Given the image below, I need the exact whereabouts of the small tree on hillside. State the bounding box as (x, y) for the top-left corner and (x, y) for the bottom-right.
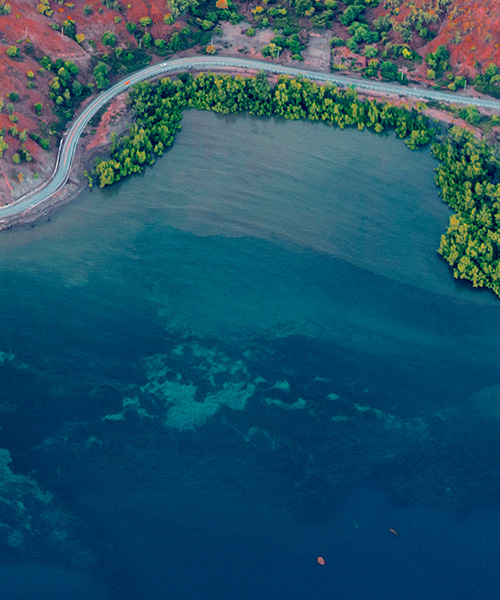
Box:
(102, 31), (116, 47)
(6, 46), (19, 58)
(93, 62), (110, 90)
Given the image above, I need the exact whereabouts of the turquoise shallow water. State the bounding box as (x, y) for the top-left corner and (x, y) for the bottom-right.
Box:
(1, 111), (500, 598)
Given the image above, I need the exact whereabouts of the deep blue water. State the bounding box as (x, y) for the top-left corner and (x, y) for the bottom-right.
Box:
(1, 112), (500, 598)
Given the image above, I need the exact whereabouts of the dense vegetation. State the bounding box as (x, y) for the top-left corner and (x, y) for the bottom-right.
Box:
(433, 128), (500, 294)
(93, 72), (435, 186)
(92, 71), (500, 298)
(474, 63), (500, 99)
(1, 0), (498, 180)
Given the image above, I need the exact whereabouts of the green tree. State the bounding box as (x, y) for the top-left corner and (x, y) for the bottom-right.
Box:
(6, 46), (19, 58)
(167, 0), (201, 18)
(365, 58), (379, 78)
(346, 38), (358, 52)
(340, 4), (364, 26)
(380, 60), (398, 81)
(102, 31), (116, 46)
(62, 19), (76, 38)
(0, 136), (8, 158)
(93, 61), (110, 90)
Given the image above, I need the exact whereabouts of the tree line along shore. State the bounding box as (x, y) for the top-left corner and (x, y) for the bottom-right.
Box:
(90, 71), (500, 298)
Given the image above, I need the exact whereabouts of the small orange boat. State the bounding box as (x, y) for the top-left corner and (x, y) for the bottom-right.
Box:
(317, 556), (326, 565)
(389, 528), (399, 536)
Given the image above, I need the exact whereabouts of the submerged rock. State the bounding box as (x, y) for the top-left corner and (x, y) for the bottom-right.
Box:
(0, 449), (95, 565)
(263, 397), (307, 410)
(116, 342), (257, 431)
(468, 384), (500, 418)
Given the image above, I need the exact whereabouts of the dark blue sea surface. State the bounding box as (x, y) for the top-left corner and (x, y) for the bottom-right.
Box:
(1, 112), (500, 598)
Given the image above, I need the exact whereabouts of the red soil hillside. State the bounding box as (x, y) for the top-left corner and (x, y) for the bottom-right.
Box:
(421, 0), (500, 77)
(0, 0), (175, 201)
(377, 0), (500, 76)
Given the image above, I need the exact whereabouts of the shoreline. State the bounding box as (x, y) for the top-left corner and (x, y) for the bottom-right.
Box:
(0, 64), (496, 232)
(0, 142), (107, 232)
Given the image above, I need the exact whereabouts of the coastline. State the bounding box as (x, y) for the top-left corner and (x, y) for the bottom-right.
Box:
(0, 93), (134, 232)
(0, 63), (495, 232)
(0, 141), (105, 232)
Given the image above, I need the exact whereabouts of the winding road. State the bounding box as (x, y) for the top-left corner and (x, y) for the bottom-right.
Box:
(2, 55), (500, 221)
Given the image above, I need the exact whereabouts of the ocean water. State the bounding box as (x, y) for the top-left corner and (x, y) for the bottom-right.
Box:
(1, 111), (500, 598)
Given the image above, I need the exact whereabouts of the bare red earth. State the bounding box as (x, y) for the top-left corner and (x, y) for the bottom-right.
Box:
(376, 0), (500, 76)
(0, 0), (171, 202)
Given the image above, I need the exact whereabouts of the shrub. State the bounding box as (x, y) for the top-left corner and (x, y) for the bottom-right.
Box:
(380, 60), (398, 80)
(102, 31), (116, 47)
(62, 18), (76, 37)
(346, 38), (358, 52)
(27, 71), (35, 79)
(6, 46), (19, 58)
(83, 3), (92, 15)
(246, 27), (255, 36)
(364, 45), (378, 58)
(331, 36), (345, 47)
(8, 92), (19, 101)
(365, 58), (379, 78)
(93, 61), (110, 90)
(0, 136), (8, 158)
(34, 102), (43, 115)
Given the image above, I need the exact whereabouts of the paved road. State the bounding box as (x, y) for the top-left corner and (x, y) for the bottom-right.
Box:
(2, 56), (500, 220)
